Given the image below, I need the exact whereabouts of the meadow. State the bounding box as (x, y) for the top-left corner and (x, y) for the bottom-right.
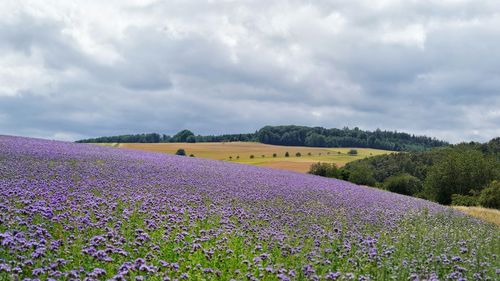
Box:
(0, 136), (498, 280)
(119, 142), (390, 173)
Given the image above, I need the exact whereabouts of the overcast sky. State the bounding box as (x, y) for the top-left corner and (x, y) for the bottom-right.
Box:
(1, 0), (499, 143)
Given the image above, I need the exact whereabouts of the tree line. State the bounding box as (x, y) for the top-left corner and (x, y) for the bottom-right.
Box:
(257, 125), (448, 151)
(309, 138), (500, 209)
(76, 130), (255, 144)
(77, 125), (448, 152)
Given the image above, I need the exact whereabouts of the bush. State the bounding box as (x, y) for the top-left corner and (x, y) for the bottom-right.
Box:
(382, 173), (422, 196)
(347, 149), (358, 155)
(307, 152), (312, 156)
(308, 162), (339, 178)
(348, 163), (376, 186)
(272, 153), (277, 158)
(478, 181), (500, 209)
(451, 194), (478, 206)
(296, 152), (301, 157)
(175, 149), (186, 156)
(189, 154), (195, 157)
(285, 152), (289, 157)
(250, 155), (255, 159)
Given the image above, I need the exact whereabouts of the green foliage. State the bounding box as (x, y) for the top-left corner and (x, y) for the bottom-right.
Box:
(285, 152), (289, 157)
(348, 163), (376, 186)
(424, 149), (497, 204)
(175, 149), (186, 156)
(308, 162), (340, 178)
(478, 181), (500, 209)
(77, 125), (449, 150)
(257, 125), (448, 151)
(451, 194), (478, 207)
(249, 155), (255, 159)
(172, 130), (195, 142)
(295, 152), (301, 157)
(186, 135), (196, 143)
(347, 149), (358, 155)
(76, 133), (162, 143)
(383, 173), (422, 196)
(272, 153), (277, 158)
(189, 154), (195, 157)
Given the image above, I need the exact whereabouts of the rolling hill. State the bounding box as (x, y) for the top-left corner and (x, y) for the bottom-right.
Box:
(0, 135), (497, 280)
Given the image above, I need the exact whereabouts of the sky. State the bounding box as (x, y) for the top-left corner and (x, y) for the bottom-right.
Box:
(1, 0), (499, 143)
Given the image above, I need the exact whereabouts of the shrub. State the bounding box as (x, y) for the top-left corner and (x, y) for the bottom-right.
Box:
(285, 152), (290, 157)
(189, 154), (195, 157)
(261, 155), (265, 158)
(296, 152), (301, 157)
(478, 181), (500, 209)
(347, 149), (358, 155)
(383, 173), (422, 196)
(308, 162), (339, 178)
(348, 163), (376, 186)
(272, 153), (277, 158)
(175, 149), (186, 156)
(236, 156), (240, 159)
(250, 155), (255, 159)
(229, 156), (233, 160)
(307, 152), (312, 156)
(451, 194), (478, 207)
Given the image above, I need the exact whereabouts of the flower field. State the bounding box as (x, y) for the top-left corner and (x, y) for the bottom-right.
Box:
(0, 136), (498, 280)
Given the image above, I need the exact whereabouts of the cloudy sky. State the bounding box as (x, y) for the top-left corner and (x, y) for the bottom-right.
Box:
(1, 0), (499, 143)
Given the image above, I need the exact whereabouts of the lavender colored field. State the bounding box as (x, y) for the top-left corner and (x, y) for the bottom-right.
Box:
(0, 136), (498, 280)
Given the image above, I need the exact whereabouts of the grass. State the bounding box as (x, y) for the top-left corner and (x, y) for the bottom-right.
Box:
(452, 206), (500, 226)
(117, 142), (391, 173)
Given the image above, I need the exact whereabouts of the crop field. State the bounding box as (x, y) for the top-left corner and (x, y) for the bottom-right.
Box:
(0, 136), (498, 280)
(453, 206), (500, 226)
(119, 142), (390, 173)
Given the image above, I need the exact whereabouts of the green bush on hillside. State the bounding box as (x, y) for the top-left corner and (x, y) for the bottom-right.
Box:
(478, 181), (500, 209)
(451, 194), (478, 207)
(383, 173), (422, 196)
(348, 163), (376, 186)
(309, 162), (340, 178)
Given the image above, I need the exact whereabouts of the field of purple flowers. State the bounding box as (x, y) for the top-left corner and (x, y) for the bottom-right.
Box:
(0, 136), (498, 280)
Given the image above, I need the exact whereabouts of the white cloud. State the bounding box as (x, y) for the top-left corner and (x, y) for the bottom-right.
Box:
(0, 0), (499, 142)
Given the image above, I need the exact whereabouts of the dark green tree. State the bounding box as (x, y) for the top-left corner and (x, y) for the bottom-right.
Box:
(382, 173), (422, 196)
(175, 148), (186, 156)
(478, 181), (500, 209)
(308, 162), (339, 178)
(424, 149), (497, 204)
(172, 130), (195, 142)
(348, 163), (376, 186)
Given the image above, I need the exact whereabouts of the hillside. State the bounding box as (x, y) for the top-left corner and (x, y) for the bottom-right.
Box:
(76, 125), (449, 152)
(0, 136), (497, 280)
(119, 142), (390, 173)
(340, 138), (500, 206)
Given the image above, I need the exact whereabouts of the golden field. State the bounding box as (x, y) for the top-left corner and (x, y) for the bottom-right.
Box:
(117, 142), (391, 173)
(452, 206), (500, 227)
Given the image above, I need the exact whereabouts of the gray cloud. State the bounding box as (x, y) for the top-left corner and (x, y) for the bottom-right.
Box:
(0, 0), (499, 143)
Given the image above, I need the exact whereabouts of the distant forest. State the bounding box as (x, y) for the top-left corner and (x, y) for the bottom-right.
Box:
(76, 125), (448, 151)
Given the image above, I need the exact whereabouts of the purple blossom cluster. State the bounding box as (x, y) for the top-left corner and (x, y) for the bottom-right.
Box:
(0, 136), (498, 280)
